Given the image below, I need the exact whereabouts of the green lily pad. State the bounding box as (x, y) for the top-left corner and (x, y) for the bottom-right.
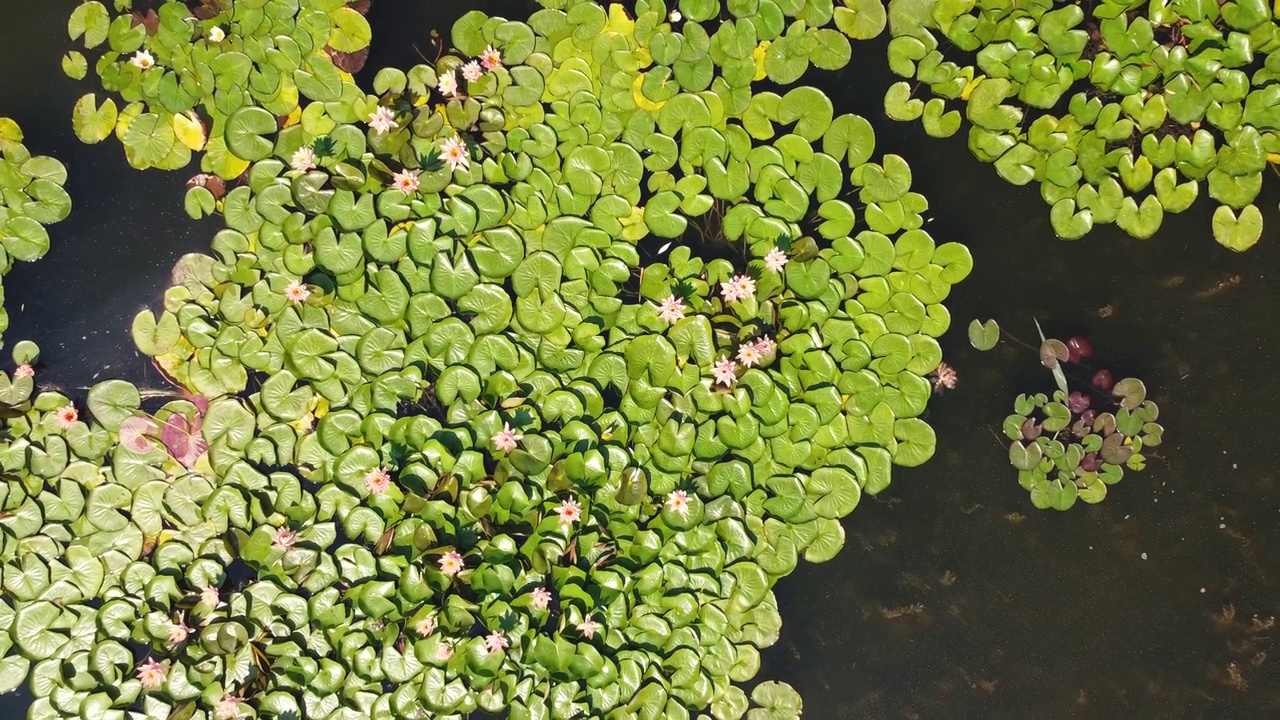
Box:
(834, 0), (887, 40)
(968, 319), (999, 350)
(1211, 204), (1263, 252)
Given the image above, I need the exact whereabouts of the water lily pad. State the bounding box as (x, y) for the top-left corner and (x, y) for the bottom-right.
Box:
(71, 94), (117, 144)
(968, 319), (999, 350)
(226, 106), (278, 162)
(834, 0), (887, 40)
(1211, 204), (1263, 252)
(328, 7), (372, 53)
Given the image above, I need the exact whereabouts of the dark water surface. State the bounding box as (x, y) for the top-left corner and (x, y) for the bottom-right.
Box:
(3, 1), (1278, 718)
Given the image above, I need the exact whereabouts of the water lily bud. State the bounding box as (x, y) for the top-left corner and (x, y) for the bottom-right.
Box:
(1066, 336), (1093, 362)
(1091, 369), (1114, 392)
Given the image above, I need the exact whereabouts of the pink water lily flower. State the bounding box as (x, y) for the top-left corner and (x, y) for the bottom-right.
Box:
(13, 364), (33, 379)
(367, 106), (398, 135)
(213, 695), (243, 720)
(136, 658), (166, 689)
(131, 50), (155, 70)
(930, 361), (957, 393)
(577, 617), (602, 639)
(438, 550), (464, 575)
(711, 358), (738, 387)
(492, 422), (522, 453)
(415, 615), (437, 637)
(736, 342), (762, 368)
(719, 274), (756, 303)
(271, 526), (296, 551)
(484, 630), (509, 653)
(480, 46), (503, 70)
(391, 169), (420, 195)
(284, 280), (310, 303)
(733, 275), (756, 300)
(364, 468), (391, 494)
(436, 643), (455, 661)
(290, 146), (316, 173)
(666, 489), (691, 518)
(656, 295), (685, 324)
(461, 61), (483, 82)
(55, 404), (79, 429)
(754, 336), (776, 357)
(764, 247), (788, 272)
(200, 585), (220, 608)
(437, 71), (459, 98)
(554, 498), (582, 526)
(439, 136), (470, 172)
(169, 621), (193, 645)
(530, 587), (552, 610)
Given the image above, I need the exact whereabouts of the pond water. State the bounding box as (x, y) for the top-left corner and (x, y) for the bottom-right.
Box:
(1, 0), (1277, 717)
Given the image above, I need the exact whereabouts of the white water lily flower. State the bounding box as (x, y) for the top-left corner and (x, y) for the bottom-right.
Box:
(208, 26), (225, 43)
(131, 50), (155, 70)
(290, 146), (316, 173)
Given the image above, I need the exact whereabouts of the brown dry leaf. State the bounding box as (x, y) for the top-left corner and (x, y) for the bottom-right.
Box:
(131, 9), (160, 35)
(328, 46), (370, 74)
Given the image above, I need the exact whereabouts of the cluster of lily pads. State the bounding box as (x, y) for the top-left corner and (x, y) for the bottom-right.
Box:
(0, 119), (72, 344)
(0, 1), (972, 718)
(66, 0), (372, 175)
(880, 0), (1280, 250)
(1003, 334), (1164, 511)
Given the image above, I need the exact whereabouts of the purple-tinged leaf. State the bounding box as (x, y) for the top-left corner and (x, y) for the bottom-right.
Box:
(162, 414), (207, 468)
(119, 416), (157, 452)
(1081, 452), (1102, 472)
(1067, 391), (1090, 414)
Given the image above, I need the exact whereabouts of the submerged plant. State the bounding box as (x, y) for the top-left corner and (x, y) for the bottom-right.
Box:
(0, 1), (973, 719)
(1003, 330), (1165, 510)
(881, 0), (1280, 250)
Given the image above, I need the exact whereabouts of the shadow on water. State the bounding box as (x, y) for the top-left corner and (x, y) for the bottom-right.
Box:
(2, 1), (1277, 717)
